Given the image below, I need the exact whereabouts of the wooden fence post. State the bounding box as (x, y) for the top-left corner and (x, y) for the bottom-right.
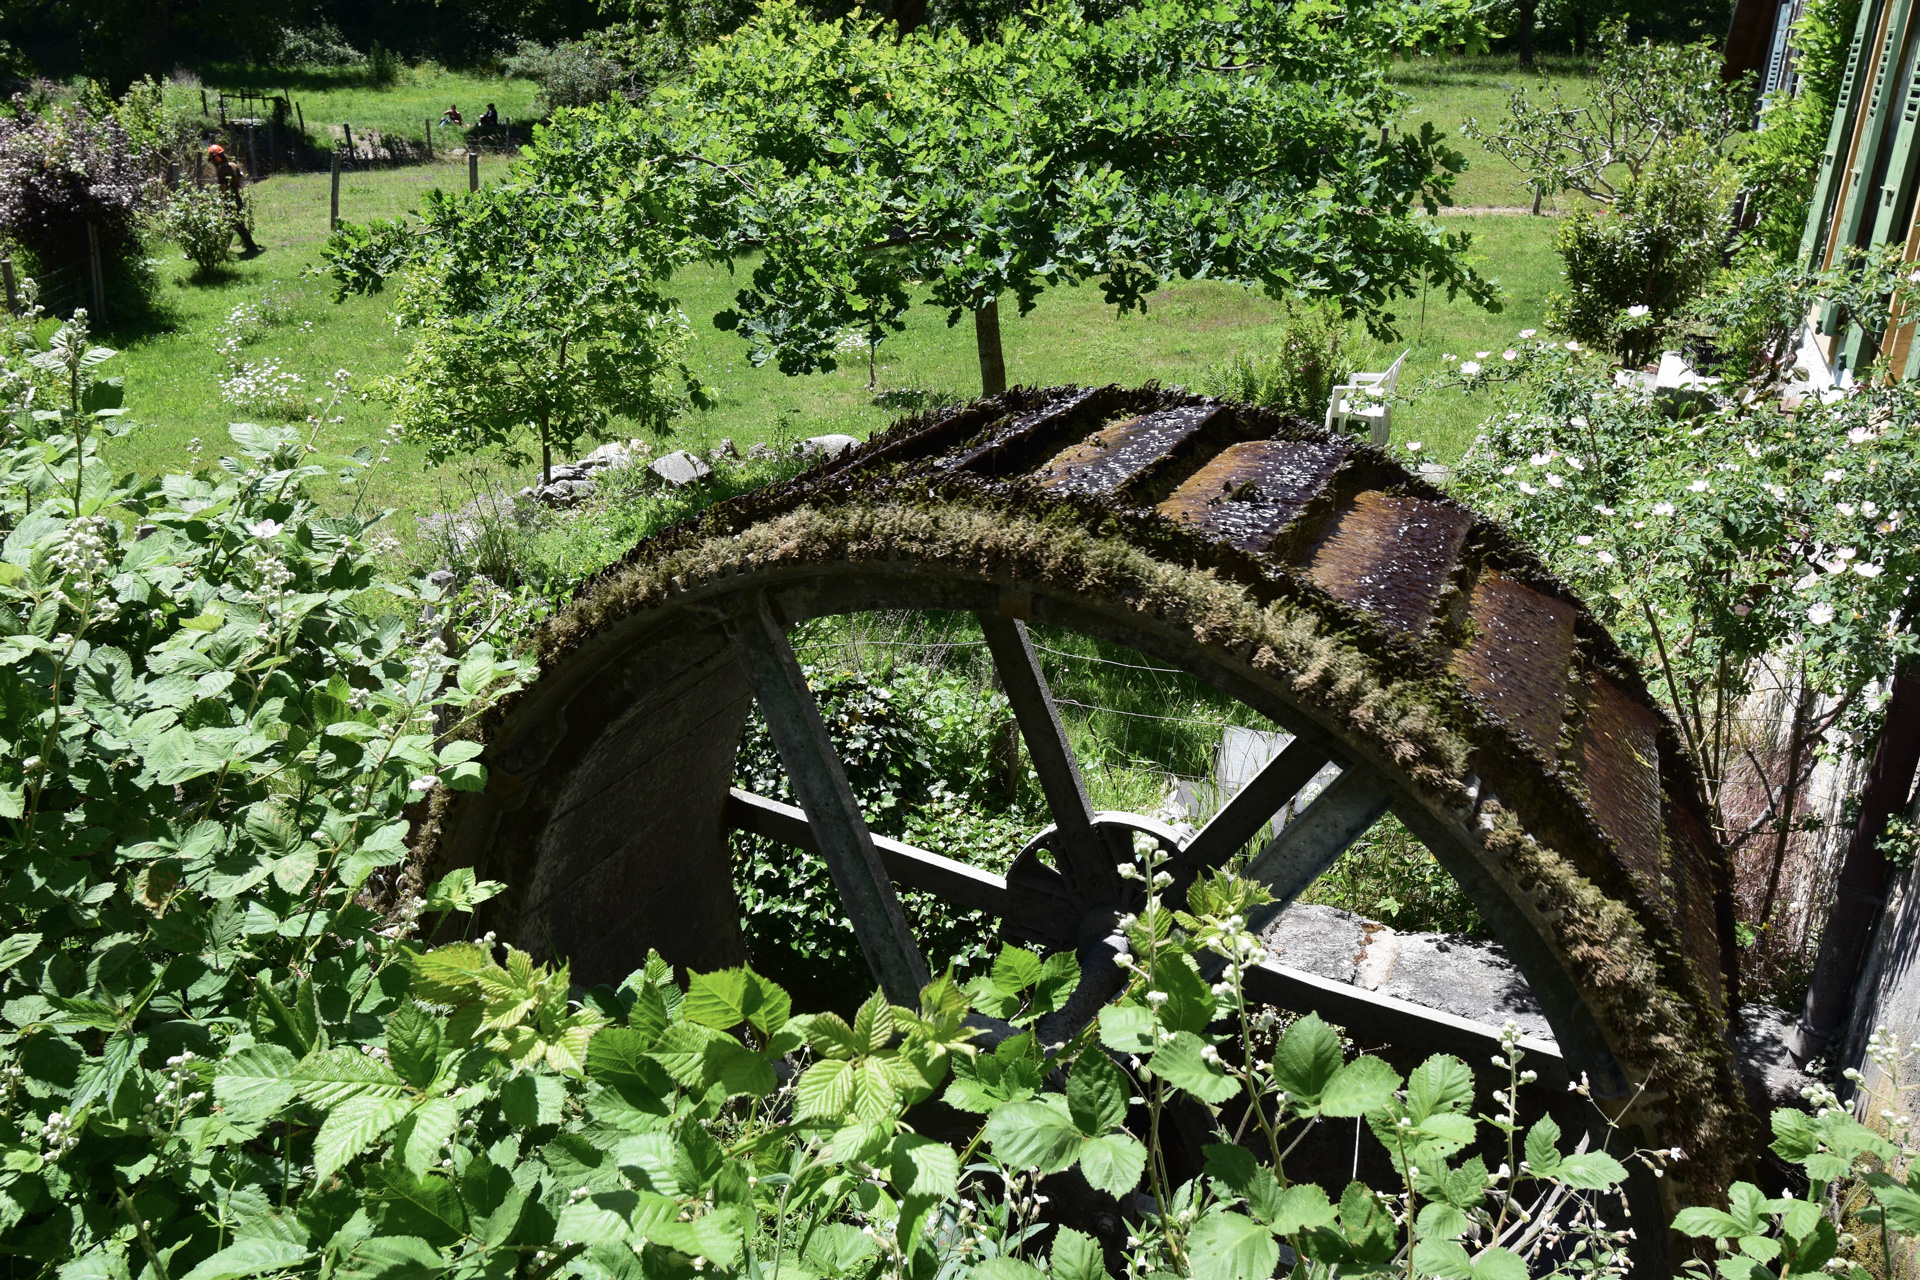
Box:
(330, 151), (341, 230)
(425, 118), (433, 160)
(343, 122), (355, 160)
(3, 259), (18, 316)
(218, 95), (226, 126)
(86, 223), (106, 319)
(200, 87), (208, 116)
(469, 149), (478, 192)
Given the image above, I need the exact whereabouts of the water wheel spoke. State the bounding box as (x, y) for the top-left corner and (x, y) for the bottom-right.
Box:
(1175, 735), (1332, 882)
(729, 592), (931, 1003)
(1240, 766), (1393, 935)
(977, 613), (1124, 905)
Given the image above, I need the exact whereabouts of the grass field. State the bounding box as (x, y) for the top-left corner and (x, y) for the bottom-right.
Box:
(1389, 54), (1594, 211)
(100, 60), (1572, 534)
(170, 65), (540, 157)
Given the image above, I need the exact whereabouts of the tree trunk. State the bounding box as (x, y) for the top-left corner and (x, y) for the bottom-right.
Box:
(541, 414), (553, 487)
(1789, 667), (1920, 1063)
(1516, 0), (1536, 68)
(975, 296), (1007, 395)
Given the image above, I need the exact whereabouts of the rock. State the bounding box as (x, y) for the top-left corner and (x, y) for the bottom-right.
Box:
(546, 464), (586, 483)
(578, 441), (633, 469)
(799, 433), (860, 460)
(1732, 1003), (1817, 1114)
(649, 450), (713, 487)
(427, 569), (454, 591)
(747, 442), (777, 460)
(1258, 902), (1554, 1041)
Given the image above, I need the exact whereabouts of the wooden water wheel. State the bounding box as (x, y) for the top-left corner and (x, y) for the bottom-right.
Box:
(422, 385), (1751, 1270)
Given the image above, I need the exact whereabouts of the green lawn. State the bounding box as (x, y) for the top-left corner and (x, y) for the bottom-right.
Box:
(101, 137), (1563, 533)
(172, 65), (540, 157)
(1391, 54), (1592, 211)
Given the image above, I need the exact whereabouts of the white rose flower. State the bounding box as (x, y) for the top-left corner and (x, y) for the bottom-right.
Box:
(1823, 469), (1845, 482)
(247, 519), (284, 539)
(1626, 304), (1650, 318)
(1652, 502), (1676, 516)
(1808, 601), (1836, 625)
(1690, 479), (1710, 492)
(1503, 349), (1518, 361)
(1459, 360), (1482, 376)
(1855, 562), (1884, 578)
(1575, 535), (1594, 545)
(1519, 329), (1537, 338)
(1565, 340), (1582, 351)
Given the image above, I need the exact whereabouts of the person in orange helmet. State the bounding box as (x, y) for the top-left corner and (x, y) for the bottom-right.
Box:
(206, 144), (260, 255)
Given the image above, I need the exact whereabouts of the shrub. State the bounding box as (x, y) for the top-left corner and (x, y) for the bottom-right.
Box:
(0, 95), (155, 301)
(368, 39), (400, 85)
(504, 38), (626, 113)
(1201, 302), (1347, 419)
(1547, 137), (1736, 362)
(274, 20), (367, 67)
(161, 183), (233, 274)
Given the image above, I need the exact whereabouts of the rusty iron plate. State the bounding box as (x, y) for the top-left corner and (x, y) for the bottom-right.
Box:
(1036, 404), (1225, 499)
(1452, 571), (1579, 757)
(1301, 492), (1473, 635)
(1577, 676), (1666, 902)
(1158, 437), (1351, 552)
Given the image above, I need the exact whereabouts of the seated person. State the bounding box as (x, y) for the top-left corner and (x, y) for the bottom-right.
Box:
(477, 103), (499, 131)
(440, 104), (464, 126)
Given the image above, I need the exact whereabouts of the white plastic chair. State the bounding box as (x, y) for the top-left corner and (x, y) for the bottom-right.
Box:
(1325, 349), (1408, 447)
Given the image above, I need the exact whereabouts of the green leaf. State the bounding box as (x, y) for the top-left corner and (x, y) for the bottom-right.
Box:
(386, 1002), (445, 1091)
(1405, 1054), (1473, 1122)
(295, 1047), (409, 1107)
(337, 1236), (447, 1280)
(1066, 1050), (1127, 1135)
(1149, 1032), (1240, 1104)
(1188, 1210), (1279, 1280)
(802, 1224), (877, 1274)
(365, 1158), (467, 1246)
(179, 1235), (313, 1280)
(1271, 1013), (1341, 1107)
(990, 946), (1043, 994)
(1049, 1228), (1104, 1280)
(215, 1044), (300, 1122)
(1521, 1114), (1562, 1176)
(889, 1134), (959, 1200)
(1470, 1247), (1527, 1280)
(501, 1072), (566, 1128)
(313, 1095), (413, 1182)
(983, 1097), (1083, 1173)
(1077, 1133), (1147, 1197)
(1413, 1240), (1473, 1279)
(396, 1096), (461, 1179)
(1555, 1150), (1628, 1190)
(1319, 1055), (1398, 1118)
(972, 1261), (1045, 1280)
(1867, 1173), (1920, 1234)
(682, 969), (749, 1031)
(1098, 1003), (1156, 1054)
(0, 933), (40, 977)
(1270, 1183), (1337, 1235)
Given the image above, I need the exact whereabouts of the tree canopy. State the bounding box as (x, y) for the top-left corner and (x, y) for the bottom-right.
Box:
(326, 174), (705, 484)
(527, 0), (1500, 392)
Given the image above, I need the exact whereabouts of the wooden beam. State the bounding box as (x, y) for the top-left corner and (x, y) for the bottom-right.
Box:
(726, 788), (1010, 916)
(728, 594), (930, 1003)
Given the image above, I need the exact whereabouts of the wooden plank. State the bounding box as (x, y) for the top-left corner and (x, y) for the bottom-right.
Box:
(1175, 735), (1332, 878)
(978, 613), (1123, 905)
(730, 592), (930, 1003)
(1242, 767), (1393, 932)
(727, 788), (1011, 916)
